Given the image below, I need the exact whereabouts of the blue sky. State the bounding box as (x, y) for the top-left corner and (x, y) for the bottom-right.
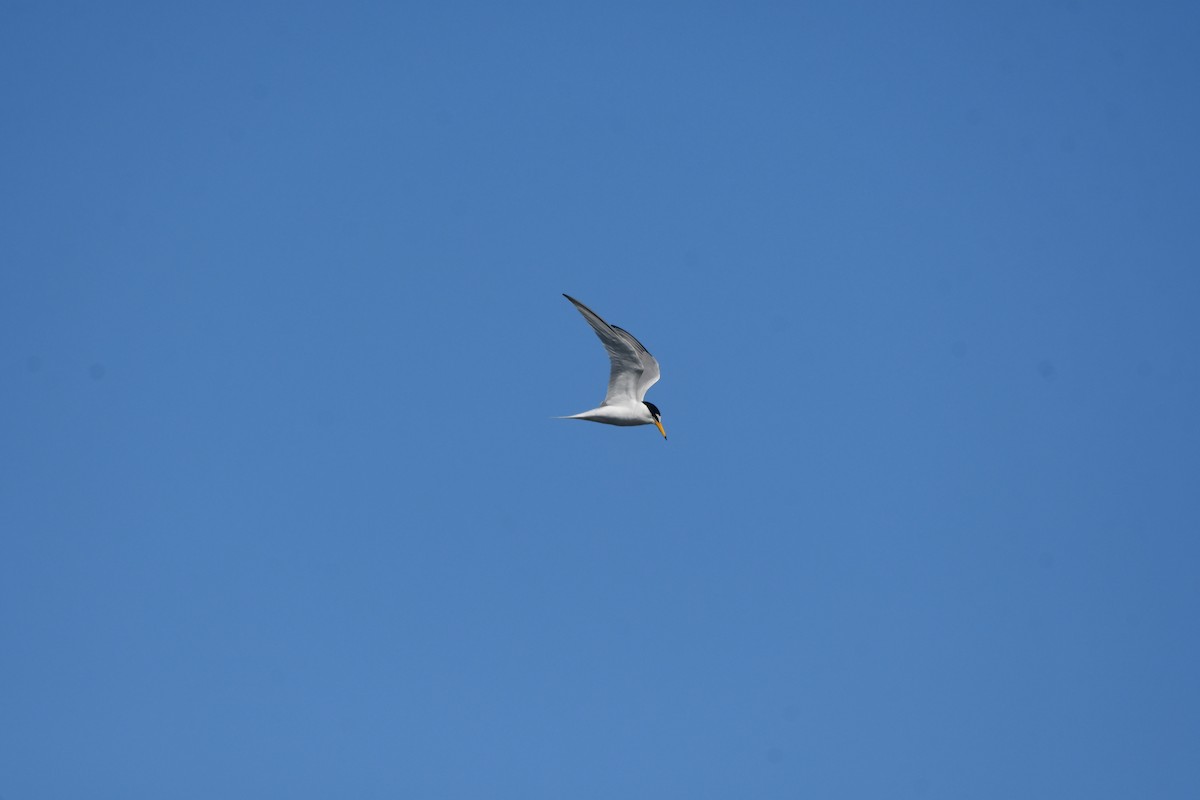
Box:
(3, 2), (1199, 797)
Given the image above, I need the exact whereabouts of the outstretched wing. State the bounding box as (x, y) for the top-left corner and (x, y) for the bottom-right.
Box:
(612, 324), (660, 401)
(563, 294), (661, 405)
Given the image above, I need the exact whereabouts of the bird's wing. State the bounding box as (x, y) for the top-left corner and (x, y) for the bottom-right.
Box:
(612, 324), (660, 401)
(563, 294), (659, 405)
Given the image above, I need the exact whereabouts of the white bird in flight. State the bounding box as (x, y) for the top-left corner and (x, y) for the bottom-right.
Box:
(559, 294), (667, 440)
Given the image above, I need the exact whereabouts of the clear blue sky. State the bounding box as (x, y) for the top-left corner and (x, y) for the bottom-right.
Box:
(3, 2), (1198, 797)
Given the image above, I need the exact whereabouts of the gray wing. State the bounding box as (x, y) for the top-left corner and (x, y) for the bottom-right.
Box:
(612, 324), (660, 400)
(564, 294), (661, 405)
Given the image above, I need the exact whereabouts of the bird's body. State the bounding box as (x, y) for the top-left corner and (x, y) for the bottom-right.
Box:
(560, 294), (667, 439)
(562, 404), (655, 426)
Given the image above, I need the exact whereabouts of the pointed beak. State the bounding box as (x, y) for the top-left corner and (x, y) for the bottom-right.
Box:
(653, 418), (667, 440)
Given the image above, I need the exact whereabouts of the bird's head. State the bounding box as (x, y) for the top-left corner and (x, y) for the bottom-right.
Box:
(643, 401), (667, 440)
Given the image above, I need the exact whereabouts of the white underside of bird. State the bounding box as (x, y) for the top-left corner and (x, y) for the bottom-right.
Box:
(559, 294), (667, 439)
(562, 403), (654, 426)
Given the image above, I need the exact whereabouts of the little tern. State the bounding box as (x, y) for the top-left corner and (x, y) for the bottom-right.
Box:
(559, 294), (667, 440)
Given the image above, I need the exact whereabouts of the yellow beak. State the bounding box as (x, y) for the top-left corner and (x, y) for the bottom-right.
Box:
(653, 419), (667, 440)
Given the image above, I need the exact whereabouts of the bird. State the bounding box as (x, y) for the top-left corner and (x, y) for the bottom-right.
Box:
(559, 293), (667, 440)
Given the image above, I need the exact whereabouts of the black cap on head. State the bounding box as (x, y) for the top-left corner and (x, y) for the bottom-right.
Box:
(643, 401), (661, 419)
